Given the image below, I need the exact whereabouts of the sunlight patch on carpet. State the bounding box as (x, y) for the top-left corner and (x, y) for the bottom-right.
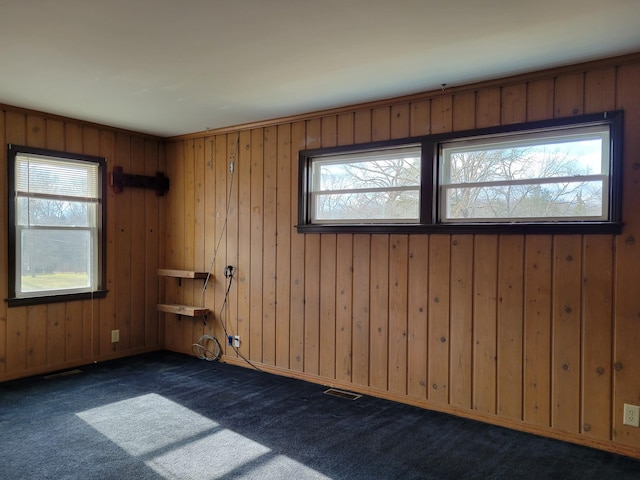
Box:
(76, 393), (218, 456)
(76, 393), (330, 479)
(145, 429), (270, 479)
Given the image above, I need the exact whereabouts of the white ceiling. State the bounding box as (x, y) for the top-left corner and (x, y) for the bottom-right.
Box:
(1, 0), (639, 138)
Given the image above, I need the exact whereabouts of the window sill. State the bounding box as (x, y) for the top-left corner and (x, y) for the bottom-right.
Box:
(295, 222), (624, 235)
(7, 290), (108, 307)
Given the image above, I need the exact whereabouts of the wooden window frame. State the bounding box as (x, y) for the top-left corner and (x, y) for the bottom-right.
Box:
(296, 111), (623, 235)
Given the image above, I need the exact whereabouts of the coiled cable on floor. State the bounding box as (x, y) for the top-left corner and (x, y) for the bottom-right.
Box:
(191, 335), (221, 361)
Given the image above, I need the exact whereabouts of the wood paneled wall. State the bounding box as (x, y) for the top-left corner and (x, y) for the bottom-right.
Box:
(164, 54), (640, 458)
(0, 106), (165, 381)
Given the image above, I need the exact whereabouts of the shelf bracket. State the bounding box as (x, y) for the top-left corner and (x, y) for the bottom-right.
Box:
(111, 166), (170, 196)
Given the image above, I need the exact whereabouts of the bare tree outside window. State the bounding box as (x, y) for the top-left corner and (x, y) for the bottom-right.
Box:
(298, 111), (620, 233)
(311, 146), (421, 223)
(441, 130), (608, 222)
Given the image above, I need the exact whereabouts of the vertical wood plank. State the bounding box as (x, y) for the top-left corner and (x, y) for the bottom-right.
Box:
(354, 109), (372, 143)
(555, 73), (585, 117)
(407, 235), (429, 399)
(431, 96), (453, 133)
(26, 115), (46, 147)
(496, 235), (524, 420)
(262, 126), (278, 365)
(613, 62), (640, 448)
(551, 235), (582, 433)
(410, 99), (431, 136)
(501, 84), (527, 124)
(352, 234), (371, 387)
(527, 78), (555, 121)
(199, 136), (216, 349)
(584, 68), (616, 113)
(304, 230), (320, 374)
(449, 235), (473, 408)
(64, 301), (83, 362)
(581, 235), (614, 440)
(319, 233), (337, 379)
(213, 135), (229, 355)
(114, 133), (132, 352)
(388, 234), (409, 395)
(523, 235), (552, 426)
(289, 121), (306, 371)
(192, 138), (207, 343)
(337, 113), (354, 146)
(226, 133), (240, 358)
(390, 104), (410, 139)
(476, 88), (501, 128)
(180, 140), (196, 349)
(166, 141), (184, 350)
(144, 139), (160, 347)
(335, 234), (353, 383)
(6, 306), (27, 374)
(303, 119), (321, 374)
(236, 132), (251, 360)
(46, 119), (64, 150)
(428, 235), (451, 403)
(453, 92), (476, 131)
(372, 107), (390, 141)
(473, 235), (498, 414)
(26, 305), (47, 369)
(369, 234), (389, 391)
(46, 303), (66, 364)
(275, 124), (292, 368)
(129, 136), (147, 349)
(250, 128), (264, 361)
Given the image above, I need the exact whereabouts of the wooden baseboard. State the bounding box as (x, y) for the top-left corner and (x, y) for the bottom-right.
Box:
(0, 346), (163, 383)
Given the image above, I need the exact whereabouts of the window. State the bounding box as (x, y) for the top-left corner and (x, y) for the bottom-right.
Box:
(8, 145), (107, 306)
(309, 145), (422, 223)
(440, 125), (610, 223)
(297, 111), (623, 234)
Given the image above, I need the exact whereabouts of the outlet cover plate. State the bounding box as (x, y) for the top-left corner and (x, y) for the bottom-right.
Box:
(623, 403), (640, 427)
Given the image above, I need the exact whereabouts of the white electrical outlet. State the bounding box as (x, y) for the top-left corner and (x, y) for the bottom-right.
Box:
(111, 329), (120, 343)
(233, 335), (240, 348)
(623, 403), (640, 427)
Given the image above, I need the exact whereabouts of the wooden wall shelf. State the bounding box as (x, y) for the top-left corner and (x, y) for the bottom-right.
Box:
(157, 304), (209, 317)
(157, 268), (209, 318)
(158, 269), (208, 279)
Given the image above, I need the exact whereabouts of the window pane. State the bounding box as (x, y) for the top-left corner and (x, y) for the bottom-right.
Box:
(447, 139), (604, 184)
(310, 145), (421, 222)
(313, 189), (420, 222)
(441, 125), (609, 222)
(19, 229), (93, 293)
(443, 180), (604, 221)
(17, 197), (93, 227)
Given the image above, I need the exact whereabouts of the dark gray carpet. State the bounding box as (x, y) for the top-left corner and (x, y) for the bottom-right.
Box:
(0, 351), (638, 479)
